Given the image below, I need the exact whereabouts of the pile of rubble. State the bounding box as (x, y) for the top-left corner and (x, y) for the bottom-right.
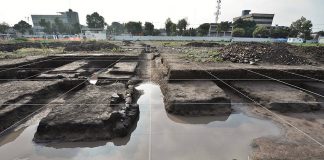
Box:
(184, 42), (224, 48)
(219, 43), (310, 65)
(289, 45), (324, 64)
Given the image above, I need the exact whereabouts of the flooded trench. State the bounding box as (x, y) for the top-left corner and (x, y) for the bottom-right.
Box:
(0, 82), (280, 160)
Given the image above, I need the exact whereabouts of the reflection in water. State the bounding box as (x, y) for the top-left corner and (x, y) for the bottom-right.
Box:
(167, 114), (230, 124)
(0, 82), (280, 160)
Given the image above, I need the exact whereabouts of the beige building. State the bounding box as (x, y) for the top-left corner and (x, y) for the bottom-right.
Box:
(233, 10), (274, 27)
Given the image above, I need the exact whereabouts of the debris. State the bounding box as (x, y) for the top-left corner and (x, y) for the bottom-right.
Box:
(219, 43), (310, 65)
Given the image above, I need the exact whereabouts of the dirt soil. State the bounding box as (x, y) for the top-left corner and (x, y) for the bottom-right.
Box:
(219, 43), (311, 65)
(164, 81), (231, 116)
(34, 83), (140, 142)
(184, 42), (224, 48)
(231, 81), (320, 112)
(0, 42), (67, 52)
(0, 41), (120, 52)
(1, 41), (324, 159)
(0, 80), (81, 132)
(152, 44), (324, 160)
(64, 41), (120, 52)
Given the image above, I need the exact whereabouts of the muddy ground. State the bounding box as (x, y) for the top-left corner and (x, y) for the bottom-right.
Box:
(0, 41), (324, 159)
(149, 41), (324, 160)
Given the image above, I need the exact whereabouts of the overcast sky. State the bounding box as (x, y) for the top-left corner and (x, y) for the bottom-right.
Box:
(0, 0), (323, 31)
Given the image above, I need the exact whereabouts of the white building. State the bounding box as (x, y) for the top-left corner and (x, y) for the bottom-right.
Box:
(81, 27), (106, 40)
(233, 10), (275, 27)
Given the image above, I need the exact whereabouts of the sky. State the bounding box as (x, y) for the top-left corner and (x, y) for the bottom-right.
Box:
(0, 0), (323, 31)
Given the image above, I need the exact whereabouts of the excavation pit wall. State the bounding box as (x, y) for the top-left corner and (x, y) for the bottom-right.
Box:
(33, 82), (141, 143)
(152, 54), (324, 115)
(0, 79), (86, 133)
(0, 53), (142, 139)
(168, 67), (324, 81)
(0, 54), (140, 81)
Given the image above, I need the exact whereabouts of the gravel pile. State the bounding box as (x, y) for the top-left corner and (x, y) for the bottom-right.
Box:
(219, 43), (310, 65)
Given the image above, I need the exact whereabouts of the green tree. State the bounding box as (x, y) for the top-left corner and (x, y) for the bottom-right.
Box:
(318, 31), (324, 36)
(144, 22), (154, 36)
(197, 23), (210, 36)
(165, 18), (175, 36)
(107, 22), (124, 35)
(290, 16), (313, 40)
(232, 28), (245, 37)
(71, 23), (81, 34)
(171, 23), (177, 36)
(86, 12), (106, 28)
(177, 18), (188, 36)
(0, 22), (10, 34)
(125, 21), (142, 35)
(39, 19), (52, 34)
(217, 21), (231, 32)
(253, 26), (270, 38)
(13, 20), (32, 34)
(153, 29), (161, 36)
(270, 27), (290, 38)
(233, 18), (256, 37)
(184, 28), (197, 36)
(53, 18), (66, 33)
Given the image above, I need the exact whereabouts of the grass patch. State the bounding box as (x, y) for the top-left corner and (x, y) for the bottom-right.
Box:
(182, 49), (223, 62)
(0, 47), (65, 59)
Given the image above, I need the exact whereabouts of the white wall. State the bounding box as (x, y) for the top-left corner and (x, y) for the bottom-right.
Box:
(232, 37), (275, 43)
(112, 35), (281, 43)
(112, 36), (232, 42)
(319, 37), (324, 44)
(85, 31), (107, 40)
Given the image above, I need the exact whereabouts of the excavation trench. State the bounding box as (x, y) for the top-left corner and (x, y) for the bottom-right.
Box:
(0, 55), (139, 82)
(0, 82), (281, 160)
(1, 50), (324, 159)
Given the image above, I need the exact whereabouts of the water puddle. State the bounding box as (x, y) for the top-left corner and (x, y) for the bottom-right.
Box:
(0, 82), (280, 160)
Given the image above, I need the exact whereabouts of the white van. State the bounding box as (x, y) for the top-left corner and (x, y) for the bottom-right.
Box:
(287, 38), (304, 44)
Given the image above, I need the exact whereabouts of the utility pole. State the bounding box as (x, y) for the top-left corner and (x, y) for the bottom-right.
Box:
(208, 0), (222, 37)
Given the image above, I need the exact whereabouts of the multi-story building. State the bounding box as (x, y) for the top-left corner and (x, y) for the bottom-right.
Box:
(31, 9), (79, 34)
(233, 10), (274, 27)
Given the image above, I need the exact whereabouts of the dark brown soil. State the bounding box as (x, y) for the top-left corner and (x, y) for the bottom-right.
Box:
(0, 42), (68, 52)
(184, 42), (224, 48)
(64, 42), (120, 52)
(219, 43), (311, 65)
(0, 41), (120, 52)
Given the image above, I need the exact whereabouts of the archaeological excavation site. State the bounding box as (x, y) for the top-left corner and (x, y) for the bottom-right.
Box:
(0, 41), (324, 160)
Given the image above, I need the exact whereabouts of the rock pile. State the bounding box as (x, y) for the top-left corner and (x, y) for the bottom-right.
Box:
(219, 43), (310, 65)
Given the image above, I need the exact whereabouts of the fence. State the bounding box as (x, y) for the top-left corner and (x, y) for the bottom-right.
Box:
(111, 35), (287, 43)
(112, 36), (232, 42)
